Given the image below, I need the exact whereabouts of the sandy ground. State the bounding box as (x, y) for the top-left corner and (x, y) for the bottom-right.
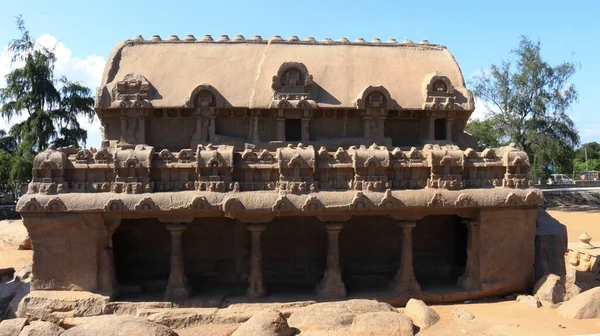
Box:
(2, 210), (600, 335)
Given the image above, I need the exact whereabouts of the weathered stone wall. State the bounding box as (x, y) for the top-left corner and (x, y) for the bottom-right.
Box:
(478, 208), (537, 293)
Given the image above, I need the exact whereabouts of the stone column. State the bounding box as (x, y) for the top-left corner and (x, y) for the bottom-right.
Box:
(276, 118), (285, 141)
(120, 115), (128, 143)
(446, 118), (453, 141)
(247, 224), (266, 297)
(316, 222), (347, 298)
(363, 116), (371, 139)
(137, 113), (146, 144)
(428, 117), (436, 141)
(208, 115), (216, 141)
(301, 117), (310, 142)
(165, 223), (191, 302)
(458, 219), (480, 289)
(391, 220), (421, 294)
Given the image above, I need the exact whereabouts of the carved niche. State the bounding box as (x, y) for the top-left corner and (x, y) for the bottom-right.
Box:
(272, 62), (313, 101)
(423, 74), (458, 110)
(185, 84), (224, 109)
(112, 73), (153, 108)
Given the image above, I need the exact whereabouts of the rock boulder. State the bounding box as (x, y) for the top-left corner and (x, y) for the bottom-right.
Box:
(516, 295), (541, 308)
(558, 286), (600, 319)
(61, 315), (177, 336)
(18, 321), (64, 336)
(0, 318), (27, 336)
(231, 309), (293, 336)
(350, 311), (413, 336)
(452, 308), (474, 320)
(404, 299), (439, 329)
(533, 274), (565, 305)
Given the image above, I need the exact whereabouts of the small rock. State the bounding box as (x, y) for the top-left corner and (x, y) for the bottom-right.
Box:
(558, 286), (600, 319)
(460, 329), (468, 335)
(62, 315), (177, 336)
(231, 309), (293, 336)
(516, 295), (540, 308)
(14, 264), (32, 283)
(0, 318), (27, 336)
(404, 299), (439, 329)
(18, 236), (31, 250)
(533, 274), (565, 305)
(564, 282), (582, 302)
(351, 311), (413, 336)
(452, 308), (475, 320)
(19, 320), (64, 336)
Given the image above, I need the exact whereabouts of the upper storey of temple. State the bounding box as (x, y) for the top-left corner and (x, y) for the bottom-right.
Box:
(96, 35), (474, 111)
(94, 35), (476, 151)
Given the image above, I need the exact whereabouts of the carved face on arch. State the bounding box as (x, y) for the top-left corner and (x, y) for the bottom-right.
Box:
(366, 91), (386, 108)
(432, 80), (448, 93)
(282, 69), (304, 87)
(194, 90), (216, 108)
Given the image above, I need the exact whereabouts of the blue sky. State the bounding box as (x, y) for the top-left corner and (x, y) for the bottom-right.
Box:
(0, 0), (598, 148)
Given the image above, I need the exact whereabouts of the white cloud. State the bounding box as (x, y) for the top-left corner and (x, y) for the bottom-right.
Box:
(0, 34), (105, 148)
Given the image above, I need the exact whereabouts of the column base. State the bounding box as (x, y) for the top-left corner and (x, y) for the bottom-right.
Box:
(165, 284), (191, 302)
(390, 271), (421, 294)
(247, 283), (266, 298)
(316, 271), (347, 298)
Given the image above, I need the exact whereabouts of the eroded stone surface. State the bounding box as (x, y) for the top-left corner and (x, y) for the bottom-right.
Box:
(16, 291), (109, 323)
(516, 295), (541, 308)
(533, 274), (565, 305)
(452, 308), (475, 320)
(0, 318), (27, 336)
(18, 321), (64, 336)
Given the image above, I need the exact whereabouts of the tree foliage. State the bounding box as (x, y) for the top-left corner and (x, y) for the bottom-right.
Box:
(0, 15), (95, 197)
(572, 142), (600, 172)
(465, 119), (503, 151)
(471, 36), (579, 178)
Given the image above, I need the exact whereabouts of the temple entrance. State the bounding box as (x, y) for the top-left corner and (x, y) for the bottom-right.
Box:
(285, 119), (302, 142)
(113, 219), (171, 298)
(262, 217), (326, 293)
(413, 215), (468, 290)
(340, 216), (401, 292)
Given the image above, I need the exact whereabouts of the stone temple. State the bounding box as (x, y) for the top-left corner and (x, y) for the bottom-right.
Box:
(17, 34), (543, 305)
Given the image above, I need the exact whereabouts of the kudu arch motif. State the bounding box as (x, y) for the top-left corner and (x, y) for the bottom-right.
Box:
(18, 35), (542, 305)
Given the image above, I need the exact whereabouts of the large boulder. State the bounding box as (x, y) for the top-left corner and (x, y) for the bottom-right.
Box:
(558, 286), (600, 319)
(403, 299), (439, 329)
(0, 281), (23, 318)
(18, 321), (64, 336)
(533, 274), (565, 305)
(287, 299), (396, 331)
(0, 318), (27, 336)
(534, 208), (567, 281)
(0, 220), (28, 247)
(61, 315), (177, 336)
(516, 295), (541, 308)
(231, 309), (293, 336)
(350, 311), (413, 336)
(16, 291), (109, 323)
(0, 269), (15, 283)
(4, 283), (30, 319)
(14, 265), (32, 283)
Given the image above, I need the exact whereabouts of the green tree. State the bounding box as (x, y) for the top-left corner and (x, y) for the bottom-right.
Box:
(471, 36), (579, 178)
(0, 15), (95, 194)
(465, 119), (503, 151)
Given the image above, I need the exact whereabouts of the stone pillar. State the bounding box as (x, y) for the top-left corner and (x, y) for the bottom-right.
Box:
(363, 116), (371, 139)
(301, 117), (310, 142)
(458, 219), (480, 289)
(428, 117), (436, 141)
(391, 220), (421, 294)
(165, 223), (191, 302)
(208, 115), (216, 142)
(316, 222), (347, 298)
(446, 118), (453, 141)
(276, 118), (285, 141)
(137, 113), (146, 144)
(120, 115), (128, 143)
(249, 112), (259, 142)
(247, 224), (266, 297)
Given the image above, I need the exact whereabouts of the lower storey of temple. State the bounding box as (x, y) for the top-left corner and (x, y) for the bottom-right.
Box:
(20, 206), (539, 306)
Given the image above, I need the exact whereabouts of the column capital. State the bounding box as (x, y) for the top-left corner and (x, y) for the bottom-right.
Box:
(324, 222), (344, 231)
(246, 223), (266, 232)
(397, 220), (416, 229)
(166, 222), (186, 232)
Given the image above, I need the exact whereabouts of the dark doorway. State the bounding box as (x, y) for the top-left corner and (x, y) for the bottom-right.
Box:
(413, 215), (467, 290)
(434, 118), (447, 140)
(113, 219), (170, 297)
(285, 119), (302, 142)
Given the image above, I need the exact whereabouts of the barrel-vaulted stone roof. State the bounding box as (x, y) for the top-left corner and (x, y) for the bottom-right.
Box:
(96, 35), (474, 112)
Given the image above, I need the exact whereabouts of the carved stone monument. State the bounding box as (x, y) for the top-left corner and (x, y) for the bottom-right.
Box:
(17, 34), (542, 305)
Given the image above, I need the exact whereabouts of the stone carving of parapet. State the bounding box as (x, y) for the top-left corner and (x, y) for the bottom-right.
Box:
(196, 144), (234, 192)
(155, 149), (197, 192)
(276, 144), (316, 194)
(349, 144), (390, 192)
(426, 146), (465, 190)
(502, 145), (533, 188)
(29, 145), (71, 195)
(238, 148), (278, 192)
(316, 147), (354, 190)
(113, 145), (154, 193)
